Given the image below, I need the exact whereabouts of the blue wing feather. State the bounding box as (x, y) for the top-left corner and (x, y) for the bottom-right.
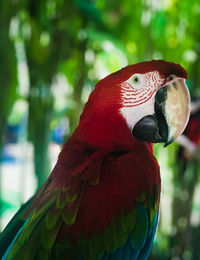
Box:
(138, 211), (158, 260)
(100, 203), (159, 260)
(2, 216), (31, 260)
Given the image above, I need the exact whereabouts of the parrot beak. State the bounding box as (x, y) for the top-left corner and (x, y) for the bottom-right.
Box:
(158, 79), (190, 146)
(132, 78), (190, 146)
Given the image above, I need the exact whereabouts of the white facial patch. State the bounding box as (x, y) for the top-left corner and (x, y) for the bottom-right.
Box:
(120, 94), (156, 130)
(119, 71), (164, 129)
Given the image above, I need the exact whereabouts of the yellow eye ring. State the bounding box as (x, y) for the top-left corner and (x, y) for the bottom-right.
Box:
(132, 75), (141, 85)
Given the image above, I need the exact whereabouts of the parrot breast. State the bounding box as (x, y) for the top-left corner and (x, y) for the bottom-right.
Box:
(55, 138), (161, 243)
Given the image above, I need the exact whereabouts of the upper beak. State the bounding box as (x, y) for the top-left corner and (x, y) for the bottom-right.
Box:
(132, 78), (190, 146)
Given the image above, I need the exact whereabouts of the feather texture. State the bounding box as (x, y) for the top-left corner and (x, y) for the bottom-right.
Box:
(3, 142), (160, 259)
(3, 60), (189, 259)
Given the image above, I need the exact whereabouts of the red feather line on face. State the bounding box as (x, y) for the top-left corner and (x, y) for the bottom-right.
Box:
(120, 71), (164, 107)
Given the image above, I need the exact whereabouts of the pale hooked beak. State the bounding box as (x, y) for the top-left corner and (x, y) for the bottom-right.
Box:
(162, 78), (190, 145)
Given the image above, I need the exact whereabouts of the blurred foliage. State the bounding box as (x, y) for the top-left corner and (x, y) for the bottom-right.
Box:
(1, 0), (200, 259)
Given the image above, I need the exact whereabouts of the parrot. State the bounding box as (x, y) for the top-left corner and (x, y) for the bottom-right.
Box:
(0, 60), (190, 260)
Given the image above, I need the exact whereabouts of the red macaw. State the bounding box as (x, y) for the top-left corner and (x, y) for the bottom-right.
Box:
(0, 60), (190, 260)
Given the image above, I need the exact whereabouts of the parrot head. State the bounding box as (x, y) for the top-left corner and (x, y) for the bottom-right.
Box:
(79, 60), (190, 147)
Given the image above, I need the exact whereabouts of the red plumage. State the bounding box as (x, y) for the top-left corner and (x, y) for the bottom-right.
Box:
(2, 60), (189, 260)
(55, 139), (160, 242)
(28, 60), (187, 241)
(30, 60), (167, 242)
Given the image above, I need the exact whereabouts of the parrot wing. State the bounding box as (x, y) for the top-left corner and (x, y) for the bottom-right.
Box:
(2, 146), (160, 260)
(0, 196), (35, 258)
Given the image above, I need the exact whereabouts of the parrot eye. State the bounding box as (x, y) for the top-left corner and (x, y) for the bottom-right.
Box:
(132, 75), (141, 84)
(130, 74), (145, 89)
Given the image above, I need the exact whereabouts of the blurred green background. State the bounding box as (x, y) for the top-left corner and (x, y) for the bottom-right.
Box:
(0, 0), (200, 259)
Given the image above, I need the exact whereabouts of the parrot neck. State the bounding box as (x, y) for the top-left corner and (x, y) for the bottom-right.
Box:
(70, 106), (152, 153)
(50, 108), (154, 189)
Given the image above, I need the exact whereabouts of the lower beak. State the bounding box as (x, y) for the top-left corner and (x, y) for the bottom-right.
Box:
(132, 79), (190, 145)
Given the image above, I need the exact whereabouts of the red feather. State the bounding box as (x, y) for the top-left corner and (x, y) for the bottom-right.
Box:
(28, 60), (185, 241)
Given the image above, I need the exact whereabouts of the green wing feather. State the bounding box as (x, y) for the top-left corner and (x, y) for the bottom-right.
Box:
(7, 189), (159, 260)
(6, 151), (160, 260)
(7, 182), (84, 260)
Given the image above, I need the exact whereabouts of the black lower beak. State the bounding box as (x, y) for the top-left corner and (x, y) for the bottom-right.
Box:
(132, 86), (169, 144)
